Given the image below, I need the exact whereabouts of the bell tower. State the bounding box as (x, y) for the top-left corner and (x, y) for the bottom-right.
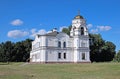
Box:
(70, 13), (88, 36)
(70, 12), (90, 62)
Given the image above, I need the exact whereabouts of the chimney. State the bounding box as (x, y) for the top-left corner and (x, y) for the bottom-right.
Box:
(52, 28), (57, 32)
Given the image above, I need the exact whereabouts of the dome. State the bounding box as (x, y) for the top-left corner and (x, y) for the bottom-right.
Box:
(74, 15), (84, 19)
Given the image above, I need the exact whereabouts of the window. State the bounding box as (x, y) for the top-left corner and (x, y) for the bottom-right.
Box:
(58, 53), (61, 59)
(81, 27), (84, 35)
(82, 53), (85, 60)
(58, 41), (61, 47)
(81, 42), (86, 47)
(64, 53), (66, 59)
(63, 42), (66, 48)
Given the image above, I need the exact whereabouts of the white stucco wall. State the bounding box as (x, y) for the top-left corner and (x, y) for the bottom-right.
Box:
(30, 15), (90, 63)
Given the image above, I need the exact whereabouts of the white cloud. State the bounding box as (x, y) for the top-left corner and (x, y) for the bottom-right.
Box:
(30, 29), (46, 37)
(87, 24), (93, 29)
(38, 29), (46, 35)
(59, 26), (68, 32)
(31, 28), (37, 34)
(89, 24), (112, 34)
(90, 29), (98, 34)
(10, 19), (23, 26)
(97, 26), (111, 31)
(8, 30), (29, 38)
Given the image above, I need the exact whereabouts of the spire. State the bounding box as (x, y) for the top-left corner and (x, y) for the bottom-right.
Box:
(78, 10), (80, 15)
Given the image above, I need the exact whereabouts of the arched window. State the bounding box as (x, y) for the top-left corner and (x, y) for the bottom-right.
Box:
(58, 53), (61, 59)
(63, 42), (66, 48)
(58, 41), (61, 47)
(81, 27), (84, 35)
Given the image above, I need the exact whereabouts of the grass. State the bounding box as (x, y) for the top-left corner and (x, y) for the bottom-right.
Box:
(0, 62), (120, 79)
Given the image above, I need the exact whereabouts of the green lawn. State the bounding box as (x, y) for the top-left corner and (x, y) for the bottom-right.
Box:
(0, 62), (120, 79)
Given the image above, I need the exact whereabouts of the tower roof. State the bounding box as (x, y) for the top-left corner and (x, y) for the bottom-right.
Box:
(74, 10), (84, 19)
(74, 15), (84, 19)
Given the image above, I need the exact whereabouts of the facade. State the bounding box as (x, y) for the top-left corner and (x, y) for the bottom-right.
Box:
(30, 14), (90, 63)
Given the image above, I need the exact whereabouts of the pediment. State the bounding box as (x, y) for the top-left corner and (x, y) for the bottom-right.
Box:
(56, 32), (69, 39)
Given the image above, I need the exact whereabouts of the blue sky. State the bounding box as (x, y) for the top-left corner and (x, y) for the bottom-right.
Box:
(0, 0), (120, 51)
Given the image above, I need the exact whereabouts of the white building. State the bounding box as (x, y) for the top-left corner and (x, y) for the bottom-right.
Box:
(30, 14), (90, 63)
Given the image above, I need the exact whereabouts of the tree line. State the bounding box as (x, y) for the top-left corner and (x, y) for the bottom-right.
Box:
(0, 39), (32, 62)
(62, 26), (118, 62)
(89, 34), (116, 62)
(0, 26), (119, 62)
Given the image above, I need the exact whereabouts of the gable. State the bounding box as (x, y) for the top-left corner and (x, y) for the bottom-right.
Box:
(56, 32), (70, 40)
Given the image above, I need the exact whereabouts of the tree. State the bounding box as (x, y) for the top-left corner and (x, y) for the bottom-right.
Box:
(62, 25), (72, 35)
(101, 41), (116, 61)
(0, 39), (32, 62)
(0, 42), (5, 62)
(0, 41), (15, 62)
(90, 34), (116, 62)
(22, 39), (32, 62)
(13, 42), (24, 62)
(89, 34), (105, 62)
(62, 26), (116, 62)
(12, 39), (32, 62)
(114, 50), (120, 62)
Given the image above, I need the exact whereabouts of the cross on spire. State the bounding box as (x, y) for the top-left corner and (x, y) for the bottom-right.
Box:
(78, 10), (80, 15)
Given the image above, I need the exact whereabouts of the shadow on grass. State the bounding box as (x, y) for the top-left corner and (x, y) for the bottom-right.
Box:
(0, 62), (9, 65)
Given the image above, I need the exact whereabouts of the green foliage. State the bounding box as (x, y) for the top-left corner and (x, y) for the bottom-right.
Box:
(0, 39), (33, 62)
(62, 26), (116, 62)
(62, 25), (72, 35)
(114, 50), (120, 62)
(0, 25), (117, 62)
(0, 41), (14, 62)
(90, 34), (116, 62)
